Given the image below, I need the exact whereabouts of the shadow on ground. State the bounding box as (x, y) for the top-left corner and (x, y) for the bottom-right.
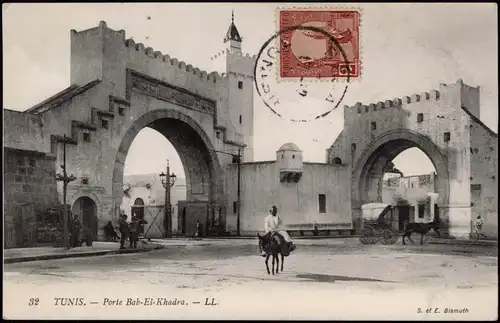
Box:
(296, 273), (399, 284)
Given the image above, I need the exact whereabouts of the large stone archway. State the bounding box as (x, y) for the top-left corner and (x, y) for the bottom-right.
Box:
(326, 80), (498, 239)
(111, 108), (225, 236)
(351, 129), (450, 231)
(352, 129), (450, 206)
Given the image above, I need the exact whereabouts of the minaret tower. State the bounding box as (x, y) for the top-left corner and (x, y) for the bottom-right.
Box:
(211, 11), (255, 162)
(224, 10), (243, 52)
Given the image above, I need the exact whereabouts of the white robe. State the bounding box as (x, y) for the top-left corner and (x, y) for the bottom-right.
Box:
(264, 214), (292, 242)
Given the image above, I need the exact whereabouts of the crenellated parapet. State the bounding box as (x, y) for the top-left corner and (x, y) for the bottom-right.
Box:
(210, 48), (257, 78)
(348, 88), (441, 115)
(210, 49), (257, 62)
(122, 35), (223, 83)
(72, 21), (225, 84)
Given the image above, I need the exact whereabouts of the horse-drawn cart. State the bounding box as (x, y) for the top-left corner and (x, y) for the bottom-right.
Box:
(359, 203), (399, 245)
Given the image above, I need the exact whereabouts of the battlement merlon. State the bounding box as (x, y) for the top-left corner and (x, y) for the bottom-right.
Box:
(70, 21), (225, 99)
(344, 79), (480, 120)
(210, 48), (257, 77)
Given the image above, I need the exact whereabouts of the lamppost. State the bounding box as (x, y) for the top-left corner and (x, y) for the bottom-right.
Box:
(159, 159), (177, 238)
(55, 134), (77, 249)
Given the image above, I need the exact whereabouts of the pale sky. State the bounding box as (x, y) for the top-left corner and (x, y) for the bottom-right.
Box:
(3, 3), (498, 178)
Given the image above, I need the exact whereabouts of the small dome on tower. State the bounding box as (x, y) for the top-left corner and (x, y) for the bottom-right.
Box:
(277, 142), (301, 152)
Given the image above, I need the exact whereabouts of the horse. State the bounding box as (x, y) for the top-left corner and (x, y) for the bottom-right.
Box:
(402, 218), (441, 245)
(257, 233), (289, 275)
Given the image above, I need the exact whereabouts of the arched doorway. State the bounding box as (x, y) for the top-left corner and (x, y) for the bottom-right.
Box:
(352, 130), (450, 233)
(132, 198), (145, 235)
(72, 196), (98, 240)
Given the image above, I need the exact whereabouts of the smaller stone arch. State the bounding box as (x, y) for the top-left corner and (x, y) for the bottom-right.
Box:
(69, 191), (102, 221)
(332, 157), (343, 165)
(71, 195), (99, 241)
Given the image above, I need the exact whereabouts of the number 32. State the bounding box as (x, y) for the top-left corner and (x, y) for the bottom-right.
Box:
(29, 298), (39, 306)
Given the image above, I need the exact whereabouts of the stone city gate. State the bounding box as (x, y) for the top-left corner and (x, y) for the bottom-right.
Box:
(3, 20), (256, 239)
(328, 79), (498, 239)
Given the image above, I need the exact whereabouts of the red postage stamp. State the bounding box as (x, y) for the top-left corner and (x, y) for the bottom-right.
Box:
(278, 9), (361, 80)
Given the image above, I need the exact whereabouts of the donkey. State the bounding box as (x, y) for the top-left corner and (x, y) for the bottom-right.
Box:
(257, 233), (289, 275)
(402, 217), (441, 245)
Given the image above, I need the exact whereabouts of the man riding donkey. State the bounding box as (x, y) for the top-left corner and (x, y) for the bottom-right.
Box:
(260, 205), (296, 257)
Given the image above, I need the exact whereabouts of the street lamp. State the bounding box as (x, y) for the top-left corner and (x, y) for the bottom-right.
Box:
(159, 159), (177, 238)
(55, 134), (77, 249)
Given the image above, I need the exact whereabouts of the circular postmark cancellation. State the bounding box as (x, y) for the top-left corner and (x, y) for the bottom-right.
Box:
(254, 25), (352, 123)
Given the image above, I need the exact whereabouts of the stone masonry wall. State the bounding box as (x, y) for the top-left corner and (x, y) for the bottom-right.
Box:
(3, 148), (59, 248)
(3, 148), (59, 210)
(469, 118), (498, 238)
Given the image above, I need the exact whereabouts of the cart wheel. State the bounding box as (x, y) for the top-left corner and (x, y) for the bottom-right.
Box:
(381, 229), (399, 245)
(359, 228), (374, 245)
(371, 229), (383, 244)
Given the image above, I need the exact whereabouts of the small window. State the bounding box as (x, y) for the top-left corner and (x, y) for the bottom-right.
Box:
(365, 106), (369, 113)
(292, 155), (295, 159)
(443, 132), (450, 142)
(417, 113), (424, 123)
(101, 119), (109, 129)
(332, 157), (342, 165)
(281, 154), (284, 159)
(357, 107), (362, 114)
(118, 107), (125, 116)
(233, 201), (237, 214)
(28, 158), (36, 167)
(238, 81), (243, 89)
(216, 131), (220, 139)
(418, 204), (425, 219)
(82, 177), (89, 185)
(239, 115), (242, 124)
(83, 132), (91, 142)
(318, 194), (326, 214)
(371, 122), (377, 130)
(351, 143), (356, 152)
(471, 184), (482, 191)
(50, 142), (57, 154)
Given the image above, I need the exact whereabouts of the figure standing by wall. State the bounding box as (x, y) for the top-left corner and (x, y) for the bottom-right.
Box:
(70, 214), (81, 248)
(474, 215), (487, 240)
(118, 213), (129, 249)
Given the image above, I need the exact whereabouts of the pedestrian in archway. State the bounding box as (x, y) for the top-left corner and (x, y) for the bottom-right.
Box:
(118, 213), (129, 249)
(70, 214), (82, 248)
(104, 221), (120, 242)
(474, 215), (487, 240)
(194, 220), (202, 238)
(129, 215), (140, 248)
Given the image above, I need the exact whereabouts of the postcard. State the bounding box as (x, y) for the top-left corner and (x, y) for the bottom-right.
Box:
(3, 3), (498, 320)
